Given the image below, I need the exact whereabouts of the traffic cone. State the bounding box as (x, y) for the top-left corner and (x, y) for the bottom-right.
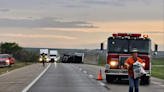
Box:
(97, 69), (103, 80)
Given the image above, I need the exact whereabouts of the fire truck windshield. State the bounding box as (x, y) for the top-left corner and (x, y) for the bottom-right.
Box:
(108, 38), (150, 54)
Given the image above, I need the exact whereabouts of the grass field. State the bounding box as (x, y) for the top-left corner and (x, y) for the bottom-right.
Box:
(151, 66), (164, 79)
(151, 58), (164, 65)
(0, 60), (37, 75)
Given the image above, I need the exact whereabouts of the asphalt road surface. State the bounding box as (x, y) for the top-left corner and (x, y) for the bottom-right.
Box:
(74, 64), (164, 92)
(27, 63), (109, 92)
(24, 63), (164, 92)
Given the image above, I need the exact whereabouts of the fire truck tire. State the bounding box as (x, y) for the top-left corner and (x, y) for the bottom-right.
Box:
(106, 75), (114, 83)
(141, 76), (150, 84)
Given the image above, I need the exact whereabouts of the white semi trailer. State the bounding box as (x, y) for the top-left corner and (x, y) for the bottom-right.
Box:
(49, 50), (60, 62)
(39, 49), (50, 62)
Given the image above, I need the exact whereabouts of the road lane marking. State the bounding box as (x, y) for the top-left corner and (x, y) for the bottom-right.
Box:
(79, 68), (82, 71)
(83, 71), (87, 73)
(89, 75), (93, 78)
(151, 81), (164, 87)
(98, 81), (105, 86)
(74, 65), (110, 90)
(21, 63), (51, 92)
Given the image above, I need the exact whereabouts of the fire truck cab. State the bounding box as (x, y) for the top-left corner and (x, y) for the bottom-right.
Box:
(101, 33), (158, 84)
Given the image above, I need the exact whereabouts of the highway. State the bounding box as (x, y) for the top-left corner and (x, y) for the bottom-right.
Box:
(22, 63), (164, 92)
(27, 63), (109, 92)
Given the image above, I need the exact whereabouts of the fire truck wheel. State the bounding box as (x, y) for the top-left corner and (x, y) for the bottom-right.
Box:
(141, 76), (150, 84)
(106, 75), (114, 83)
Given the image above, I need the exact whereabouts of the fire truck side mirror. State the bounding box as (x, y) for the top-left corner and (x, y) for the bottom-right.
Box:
(154, 44), (158, 55)
(101, 43), (104, 50)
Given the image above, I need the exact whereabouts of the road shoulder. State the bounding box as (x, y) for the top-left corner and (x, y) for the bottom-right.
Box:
(0, 63), (49, 92)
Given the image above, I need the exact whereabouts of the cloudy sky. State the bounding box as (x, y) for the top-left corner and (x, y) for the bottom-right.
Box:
(0, 0), (163, 50)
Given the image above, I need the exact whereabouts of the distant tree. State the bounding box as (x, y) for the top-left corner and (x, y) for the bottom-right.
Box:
(0, 42), (22, 54)
(0, 42), (39, 62)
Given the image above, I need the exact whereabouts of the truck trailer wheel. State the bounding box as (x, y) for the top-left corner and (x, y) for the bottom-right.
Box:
(141, 76), (150, 84)
(106, 75), (114, 83)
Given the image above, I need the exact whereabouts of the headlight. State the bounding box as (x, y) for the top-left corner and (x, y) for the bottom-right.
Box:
(55, 58), (57, 61)
(39, 58), (42, 61)
(6, 60), (10, 63)
(46, 58), (50, 61)
(110, 61), (117, 66)
(142, 63), (146, 67)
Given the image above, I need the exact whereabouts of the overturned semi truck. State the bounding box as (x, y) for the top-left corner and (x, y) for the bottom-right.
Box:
(62, 53), (84, 63)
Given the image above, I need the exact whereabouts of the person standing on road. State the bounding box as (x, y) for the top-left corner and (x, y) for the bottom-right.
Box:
(124, 48), (143, 92)
(42, 53), (46, 67)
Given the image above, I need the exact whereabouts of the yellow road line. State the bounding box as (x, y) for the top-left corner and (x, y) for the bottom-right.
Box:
(151, 81), (164, 87)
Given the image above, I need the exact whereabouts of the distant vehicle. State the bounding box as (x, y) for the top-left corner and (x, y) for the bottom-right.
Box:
(0, 54), (15, 67)
(62, 53), (84, 63)
(101, 33), (158, 84)
(49, 50), (60, 62)
(39, 49), (50, 62)
(74, 53), (84, 63)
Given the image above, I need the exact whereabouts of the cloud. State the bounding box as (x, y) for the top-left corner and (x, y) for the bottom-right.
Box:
(63, 4), (89, 8)
(28, 17), (33, 18)
(0, 17), (98, 28)
(0, 9), (10, 12)
(0, 34), (77, 40)
(83, 0), (124, 7)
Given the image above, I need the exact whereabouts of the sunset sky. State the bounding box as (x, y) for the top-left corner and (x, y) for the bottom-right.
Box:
(0, 0), (163, 50)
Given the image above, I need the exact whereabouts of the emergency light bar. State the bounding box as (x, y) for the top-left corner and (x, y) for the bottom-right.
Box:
(113, 33), (142, 37)
(112, 34), (117, 37)
(131, 34), (141, 37)
(117, 33), (128, 36)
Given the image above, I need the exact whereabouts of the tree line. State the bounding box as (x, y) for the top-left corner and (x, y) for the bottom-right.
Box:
(0, 42), (39, 62)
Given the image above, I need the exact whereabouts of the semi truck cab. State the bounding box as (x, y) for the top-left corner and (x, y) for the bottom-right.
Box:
(49, 50), (60, 62)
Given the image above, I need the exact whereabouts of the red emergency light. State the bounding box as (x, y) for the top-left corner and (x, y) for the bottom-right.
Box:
(131, 34), (141, 37)
(117, 33), (128, 36)
(113, 34), (117, 37)
(114, 33), (142, 37)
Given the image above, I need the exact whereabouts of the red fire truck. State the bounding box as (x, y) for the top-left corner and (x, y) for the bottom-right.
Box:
(101, 33), (158, 84)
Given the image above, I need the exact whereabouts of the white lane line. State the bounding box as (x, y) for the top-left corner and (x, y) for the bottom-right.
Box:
(79, 68), (82, 71)
(151, 81), (164, 87)
(89, 75), (93, 78)
(21, 63), (51, 92)
(83, 71), (87, 74)
(98, 81), (105, 86)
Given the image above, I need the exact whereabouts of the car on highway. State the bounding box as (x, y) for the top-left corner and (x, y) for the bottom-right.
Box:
(0, 54), (15, 67)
